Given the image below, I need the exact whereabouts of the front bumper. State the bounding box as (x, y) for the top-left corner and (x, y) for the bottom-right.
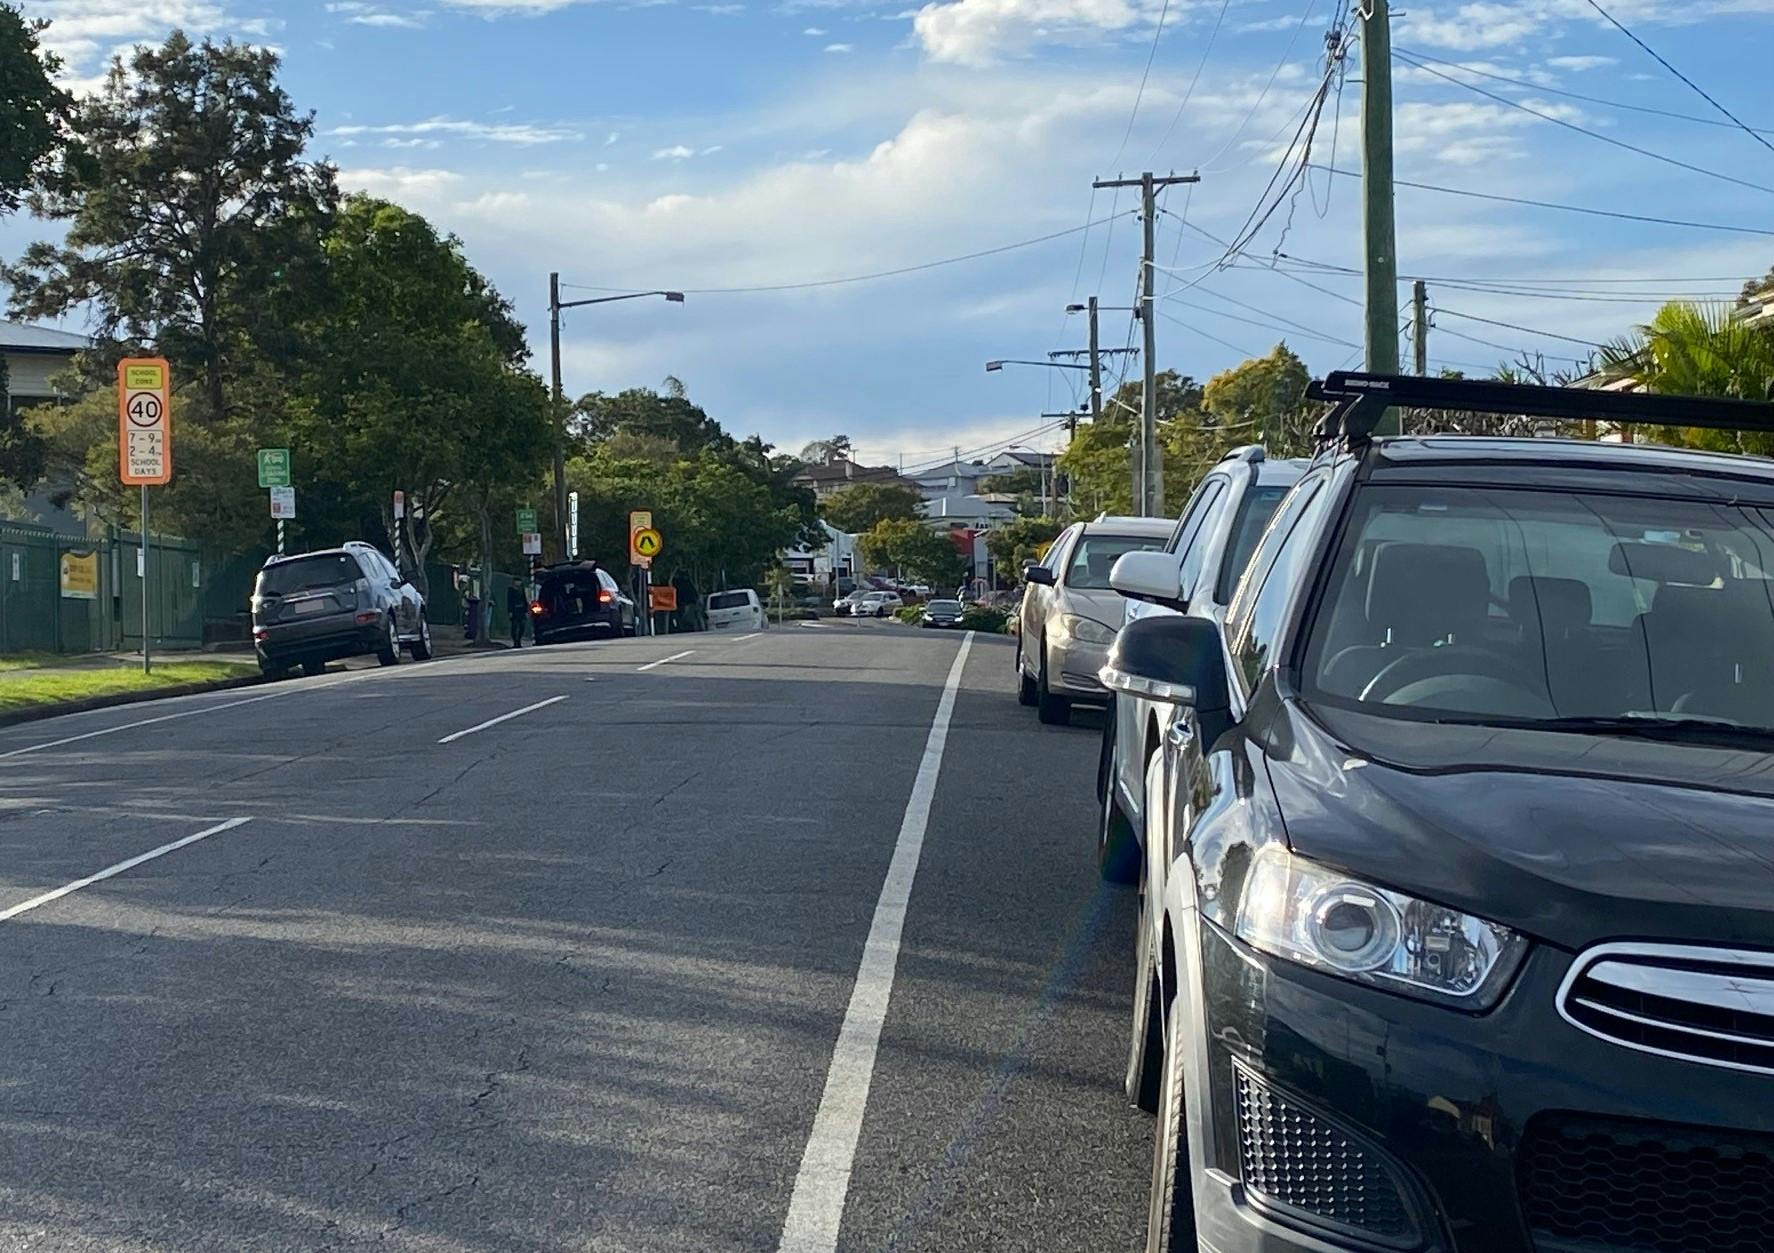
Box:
(1048, 635), (1111, 697)
(1190, 920), (1774, 1253)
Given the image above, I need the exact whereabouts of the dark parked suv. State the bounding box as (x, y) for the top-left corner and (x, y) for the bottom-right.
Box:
(252, 541), (430, 677)
(1104, 372), (1774, 1253)
(530, 561), (636, 643)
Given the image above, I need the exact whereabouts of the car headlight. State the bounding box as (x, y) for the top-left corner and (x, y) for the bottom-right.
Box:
(1235, 846), (1526, 1009)
(1057, 613), (1117, 645)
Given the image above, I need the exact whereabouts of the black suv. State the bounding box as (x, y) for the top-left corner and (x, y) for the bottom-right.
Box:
(1104, 373), (1774, 1253)
(529, 561), (636, 643)
(252, 542), (430, 677)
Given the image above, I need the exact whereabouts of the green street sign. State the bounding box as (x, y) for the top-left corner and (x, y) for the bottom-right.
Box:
(516, 507), (538, 534)
(257, 447), (291, 488)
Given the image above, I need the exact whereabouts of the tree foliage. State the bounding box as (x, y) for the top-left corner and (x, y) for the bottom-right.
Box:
(799, 434), (852, 463)
(857, 518), (968, 588)
(1059, 370), (1203, 515)
(1601, 300), (1774, 453)
(985, 515), (1063, 583)
(0, 4), (67, 217)
(822, 481), (923, 533)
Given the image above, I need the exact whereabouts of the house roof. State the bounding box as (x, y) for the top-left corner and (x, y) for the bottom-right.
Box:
(920, 494), (1017, 521)
(795, 458), (904, 484)
(0, 321), (90, 354)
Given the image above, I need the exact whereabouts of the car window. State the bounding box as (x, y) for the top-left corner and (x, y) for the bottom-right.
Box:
(1301, 485), (1774, 726)
(1165, 477), (1226, 556)
(597, 570), (621, 593)
(1228, 476), (1331, 692)
(257, 553), (363, 595)
(708, 591), (751, 609)
(1214, 484), (1294, 605)
(1065, 533), (1166, 590)
(1176, 481), (1232, 602)
(1042, 525), (1079, 572)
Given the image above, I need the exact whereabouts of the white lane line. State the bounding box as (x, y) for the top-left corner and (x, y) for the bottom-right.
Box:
(0, 691), (286, 762)
(732, 632), (761, 642)
(777, 631), (974, 1253)
(636, 650), (695, 672)
(0, 817), (253, 924)
(437, 695), (568, 744)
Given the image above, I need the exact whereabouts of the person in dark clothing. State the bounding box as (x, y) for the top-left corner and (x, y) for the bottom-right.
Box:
(506, 582), (528, 648)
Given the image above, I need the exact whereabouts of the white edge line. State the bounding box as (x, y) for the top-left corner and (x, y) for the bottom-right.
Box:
(732, 633), (761, 642)
(0, 817), (254, 923)
(437, 695), (568, 744)
(636, 650), (695, 672)
(776, 630), (974, 1253)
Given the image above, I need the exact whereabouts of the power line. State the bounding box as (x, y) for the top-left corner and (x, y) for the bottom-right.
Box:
(1578, 0), (1774, 158)
(1164, 296), (1360, 347)
(1157, 311), (1261, 359)
(1432, 307), (1608, 349)
(1395, 51), (1774, 197)
(560, 210), (1136, 295)
(1176, 283), (1362, 346)
(1393, 46), (1774, 137)
(1198, 0), (1326, 170)
(1304, 164), (1774, 237)
(1111, 0), (1175, 169)
(1147, 0), (1236, 164)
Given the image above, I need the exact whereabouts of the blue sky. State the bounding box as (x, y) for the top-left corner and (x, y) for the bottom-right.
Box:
(13, 0), (1774, 468)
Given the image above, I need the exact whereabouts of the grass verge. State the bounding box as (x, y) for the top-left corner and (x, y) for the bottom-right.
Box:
(0, 660), (259, 713)
(0, 652), (61, 674)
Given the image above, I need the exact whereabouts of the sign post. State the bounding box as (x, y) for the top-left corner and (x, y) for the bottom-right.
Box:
(516, 506), (538, 535)
(568, 492), (579, 559)
(119, 358), (171, 673)
(392, 490), (406, 572)
(270, 486), (296, 554)
(629, 511), (660, 635)
(257, 448), (291, 488)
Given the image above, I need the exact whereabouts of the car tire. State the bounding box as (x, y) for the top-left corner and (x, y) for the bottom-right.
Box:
(259, 659), (288, 681)
(408, 619), (433, 661)
(1146, 993), (1200, 1252)
(376, 616), (401, 666)
(301, 660), (327, 677)
(1036, 642), (1071, 726)
(1126, 887), (1165, 1113)
(1016, 642), (1037, 706)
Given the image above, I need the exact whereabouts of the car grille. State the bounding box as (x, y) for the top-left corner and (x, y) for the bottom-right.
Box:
(1519, 1113), (1774, 1253)
(1558, 943), (1774, 1075)
(1233, 1065), (1419, 1246)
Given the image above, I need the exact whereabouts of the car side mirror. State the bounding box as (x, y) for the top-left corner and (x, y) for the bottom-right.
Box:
(1099, 615), (1229, 713)
(1110, 550), (1188, 612)
(1025, 565), (1055, 587)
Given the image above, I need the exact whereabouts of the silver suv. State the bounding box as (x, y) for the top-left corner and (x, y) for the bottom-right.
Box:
(1015, 515), (1171, 725)
(251, 541), (430, 678)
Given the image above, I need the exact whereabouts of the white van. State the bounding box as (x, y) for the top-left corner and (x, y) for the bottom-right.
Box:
(705, 588), (766, 631)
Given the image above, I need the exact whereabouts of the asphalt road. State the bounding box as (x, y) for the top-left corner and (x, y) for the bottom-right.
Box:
(0, 622), (1149, 1252)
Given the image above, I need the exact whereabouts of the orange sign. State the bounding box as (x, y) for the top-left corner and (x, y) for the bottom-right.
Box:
(118, 358), (172, 485)
(649, 585), (678, 613)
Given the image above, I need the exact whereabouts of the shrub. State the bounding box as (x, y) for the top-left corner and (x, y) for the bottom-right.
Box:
(959, 606), (1010, 634)
(894, 606), (923, 624)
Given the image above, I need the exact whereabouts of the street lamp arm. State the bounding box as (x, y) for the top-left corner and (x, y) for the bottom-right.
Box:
(557, 289), (686, 311)
(985, 358), (1091, 373)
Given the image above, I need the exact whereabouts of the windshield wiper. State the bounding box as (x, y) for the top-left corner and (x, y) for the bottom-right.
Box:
(1498, 713), (1774, 745)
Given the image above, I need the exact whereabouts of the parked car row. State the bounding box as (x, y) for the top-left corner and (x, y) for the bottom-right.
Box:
(1032, 372), (1774, 1253)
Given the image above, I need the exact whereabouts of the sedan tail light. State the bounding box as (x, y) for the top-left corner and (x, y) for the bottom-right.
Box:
(529, 601), (544, 616)
(355, 611), (379, 625)
(253, 628), (269, 641)
(597, 589), (614, 604)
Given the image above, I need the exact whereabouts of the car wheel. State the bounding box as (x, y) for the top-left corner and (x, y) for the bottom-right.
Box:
(1146, 994), (1200, 1253)
(1036, 641), (1071, 726)
(408, 619), (433, 661)
(1126, 884), (1164, 1113)
(1016, 642), (1037, 706)
(376, 615), (401, 666)
(301, 660), (327, 677)
(258, 659), (288, 681)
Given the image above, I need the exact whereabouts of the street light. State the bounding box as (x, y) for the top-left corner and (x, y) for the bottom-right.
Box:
(548, 276), (685, 559)
(985, 358), (1091, 373)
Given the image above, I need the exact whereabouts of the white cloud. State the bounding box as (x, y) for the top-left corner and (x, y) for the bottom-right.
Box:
(824, 41), (854, 50)
(694, 3), (746, 11)
(803, 24), (827, 32)
(383, 136), (442, 148)
(1239, 13), (1305, 30)
(606, 131), (621, 145)
(338, 166), (463, 198)
(912, 0), (1152, 65)
(702, 144), (725, 154)
(1545, 54), (1616, 71)
(329, 116), (583, 145)
(1398, 2), (1545, 50)
(652, 144), (696, 159)
(349, 10), (428, 27)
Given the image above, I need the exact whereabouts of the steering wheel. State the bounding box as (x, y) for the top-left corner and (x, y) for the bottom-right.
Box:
(1362, 644), (1546, 705)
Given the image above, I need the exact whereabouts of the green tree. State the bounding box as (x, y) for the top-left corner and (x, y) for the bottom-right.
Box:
(857, 517), (967, 588)
(984, 515), (1063, 583)
(1168, 344), (1316, 482)
(1601, 303), (1774, 454)
(822, 482), (923, 533)
(799, 434), (852, 463)
(979, 465), (1043, 496)
(1059, 371), (1203, 515)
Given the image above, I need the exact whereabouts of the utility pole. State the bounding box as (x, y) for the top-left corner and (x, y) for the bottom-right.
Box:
(548, 272), (569, 563)
(1094, 171), (1199, 516)
(1087, 295), (1103, 425)
(1360, 4), (1402, 433)
(1412, 279), (1429, 376)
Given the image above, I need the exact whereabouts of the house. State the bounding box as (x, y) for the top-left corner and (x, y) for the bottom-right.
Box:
(782, 520), (857, 589)
(906, 448), (1056, 502)
(919, 493), (1018, 530)
(3, 321), (91, 537)
(792, 455), (919, 500)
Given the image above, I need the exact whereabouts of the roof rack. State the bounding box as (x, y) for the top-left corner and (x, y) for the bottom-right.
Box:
(1312, 371), (1774, 445)
(1218, 444), (1266, 464)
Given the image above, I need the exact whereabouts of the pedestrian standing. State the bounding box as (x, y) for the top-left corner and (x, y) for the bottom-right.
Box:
(506, 582), (528, 648)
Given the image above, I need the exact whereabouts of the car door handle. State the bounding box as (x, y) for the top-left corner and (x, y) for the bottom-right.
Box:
(1167, 720), (1195, 751)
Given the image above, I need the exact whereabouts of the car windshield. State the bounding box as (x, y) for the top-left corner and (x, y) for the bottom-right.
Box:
(708, 591), (751, 610)
(928, 600), (962, 611)
(257, 553), (361, 596)
(1066, 535), (1164, 589)
(1302, 484), (1774, 729)
(539, 575), (603, 614)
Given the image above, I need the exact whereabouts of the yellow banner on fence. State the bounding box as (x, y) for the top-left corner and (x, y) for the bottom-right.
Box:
(59, 550), (99, 600)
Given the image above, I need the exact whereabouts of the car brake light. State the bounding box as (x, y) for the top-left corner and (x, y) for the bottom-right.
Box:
(253, 628), (269, 641)
(597, 589), (613, 604)
(530, 601), (544, 616)
(355, 612), (378, 625)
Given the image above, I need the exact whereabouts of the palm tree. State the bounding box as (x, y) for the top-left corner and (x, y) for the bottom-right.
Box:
(1601, 301), (1774, 453)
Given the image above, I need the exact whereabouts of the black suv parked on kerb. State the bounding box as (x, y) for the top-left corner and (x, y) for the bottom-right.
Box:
(1104, 373), (1774, 1253)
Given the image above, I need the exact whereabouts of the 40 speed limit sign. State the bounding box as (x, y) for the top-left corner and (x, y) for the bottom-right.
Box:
(118, 357), (172, 485)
